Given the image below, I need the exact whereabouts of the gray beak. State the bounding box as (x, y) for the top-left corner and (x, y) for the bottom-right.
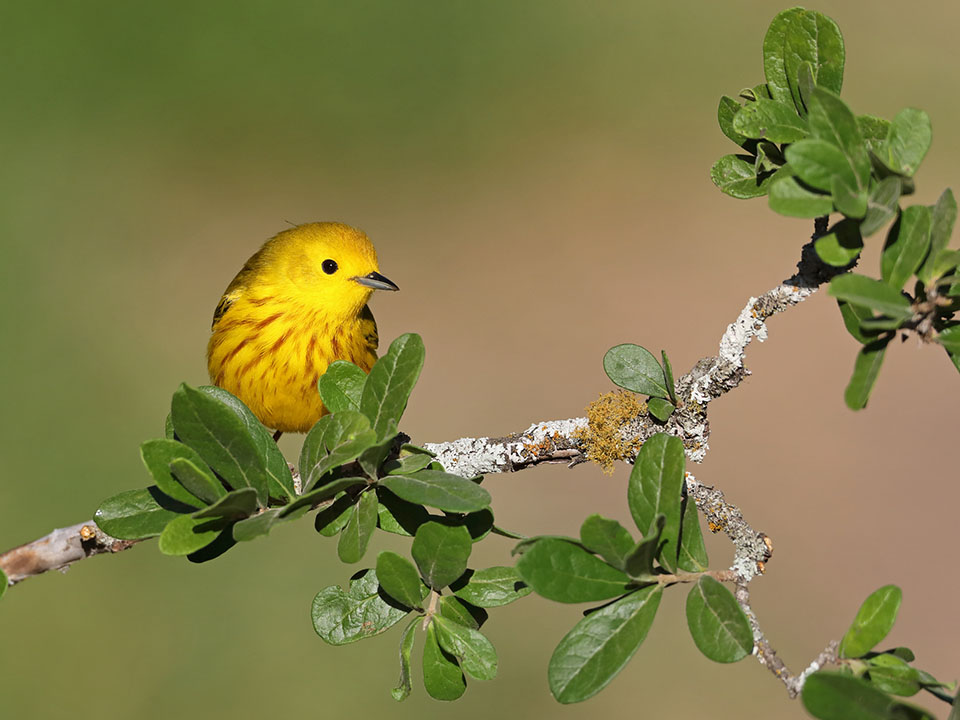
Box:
(353, 271), (399, 292)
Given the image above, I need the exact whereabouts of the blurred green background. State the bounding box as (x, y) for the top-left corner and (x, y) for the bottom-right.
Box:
(2, 2), (957, 717)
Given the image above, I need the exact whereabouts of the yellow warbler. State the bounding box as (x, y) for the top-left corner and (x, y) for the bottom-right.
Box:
(207, 222), (398, 433)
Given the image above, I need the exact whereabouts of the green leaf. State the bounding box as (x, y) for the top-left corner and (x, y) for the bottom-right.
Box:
(717, 96), (750, 148)
(832, 176), (868, 219)
(170, 383), (269, 507)
(924, 252), (960, 287)
(786, 138), (853, 193)
(312, 568), (410, 645)
(438, 596), (487, 630)
(837, 300), (877, 345)
(884, 108), (932, 176)
(192, 487), (259, 520)
(763, 8), (804, 105)
(859, 316), (906, 333)
(865, 653), (921, 696)
(623, 515), (664, 580)
(768, 175), (834, 218)
(375, 487), (430, 536)
(314, 493), (356, 536)
(858, 115), (892, 155)
(782, 9), (844, 112)
(647, 397), (675, 423)
(434, 616), (498, 681)
(579, 515), (636, 570)
(198, 385), (295, 501)
(278, 476), (364, 518)
(918, 189), (958, 284)
(139, 439), (207, 509)
(806, 90), (869, 216)
(382, 452), (435, 476)
(360, 333), (425, 438)
(422, 622), (466, 701)
(732, 97), (807, 143)
(376, 551), (426, 609)
(412, 521), (472, 590)
(461, 509), (494, 542)
(515, 538), (631, 603)
(802, 671), (933, 720)
(317, 360), (367, 414)
(357, 420), (399, 479)
(861, 177), (902, 237)
(839, 585), (903, 658)
(677, 494), (709, 572)
(0, 567), (7, 601)
(882, 206), (931, 290)
(169, 457), (226, 505)
(391, 617), (418, 702)
(710, 154), (776, 199)
(603, 344), (668, 397)
(755, 140), (784, 174)
(844, 340), (890, 411)
(157, 513), (226, 556)
(627, 433), (685, 572)
(660, 350), (677, 403)
(232, 508), (284, 542)
(379, 470), (490, 513)
(299, 411), (378, 492)
(94, 487), (192, 540)
(686, 576), (753, 663)
(938, 325), (960, 354)
(548, 585), (662, 704)
(950, 689), (960, 720)
(815, 219), (863, 267)
(452, 567), (532, 608)
(807, 88), (869, 186)
(828, 274), (913, 319)
(337, 490), (378, 563)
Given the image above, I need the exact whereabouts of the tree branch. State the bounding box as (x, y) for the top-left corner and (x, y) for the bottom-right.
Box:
(0, 235), (845, 700)
(0, 521), (139, 586)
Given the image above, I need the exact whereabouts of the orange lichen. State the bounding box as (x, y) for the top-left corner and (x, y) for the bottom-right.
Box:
(573, 391), (646, 474)
(708, 519), (727, 533)
(522, 432), (561, 459)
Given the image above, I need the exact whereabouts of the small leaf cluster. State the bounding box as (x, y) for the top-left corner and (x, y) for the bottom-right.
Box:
(312, 534), (530, 702)
(802, 585), (955, 720)
(514, 433), (752, 703)
(602, 345), (677, 422)
(94, 333), (482, 560)
(711, 6), (960, 408)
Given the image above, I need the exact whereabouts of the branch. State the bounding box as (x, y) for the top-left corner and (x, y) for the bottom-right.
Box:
(1, 235), (843, 701)
(426, 230), (840, 472)
(735, 581), (839, 697)
(0, 521), (139, 586)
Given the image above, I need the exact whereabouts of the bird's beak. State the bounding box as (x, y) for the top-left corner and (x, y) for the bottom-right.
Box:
(353, 271), (399, 292)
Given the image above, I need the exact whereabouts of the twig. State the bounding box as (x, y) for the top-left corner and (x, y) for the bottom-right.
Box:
(0, 521), (140, 586)
(685, 473), (772, 583)
(734, 582), (839, 697)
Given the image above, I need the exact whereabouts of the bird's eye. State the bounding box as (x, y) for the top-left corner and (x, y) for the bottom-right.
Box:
(321, 259), (338, 275)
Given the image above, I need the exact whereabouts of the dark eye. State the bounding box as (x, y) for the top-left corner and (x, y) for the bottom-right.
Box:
(321, 259), (338, 275)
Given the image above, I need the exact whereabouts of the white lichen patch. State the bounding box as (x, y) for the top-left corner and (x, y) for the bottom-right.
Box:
(424, 417), (588, 478)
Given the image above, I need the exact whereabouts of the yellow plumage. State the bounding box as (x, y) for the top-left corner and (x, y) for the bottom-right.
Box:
(207, 222), (398, 433)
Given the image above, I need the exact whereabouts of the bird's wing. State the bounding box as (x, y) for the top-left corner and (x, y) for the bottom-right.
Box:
(360, 304), (379, 352)
(212, 287), (244, 329)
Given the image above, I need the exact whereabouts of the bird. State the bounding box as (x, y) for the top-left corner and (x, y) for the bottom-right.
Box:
(206, 222), (398, 435)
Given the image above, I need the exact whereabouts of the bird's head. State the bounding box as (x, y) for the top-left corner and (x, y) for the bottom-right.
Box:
(267, 222), (398, 317)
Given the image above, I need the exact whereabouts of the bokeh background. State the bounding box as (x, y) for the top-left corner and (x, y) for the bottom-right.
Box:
(1, 2), (957, 718)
